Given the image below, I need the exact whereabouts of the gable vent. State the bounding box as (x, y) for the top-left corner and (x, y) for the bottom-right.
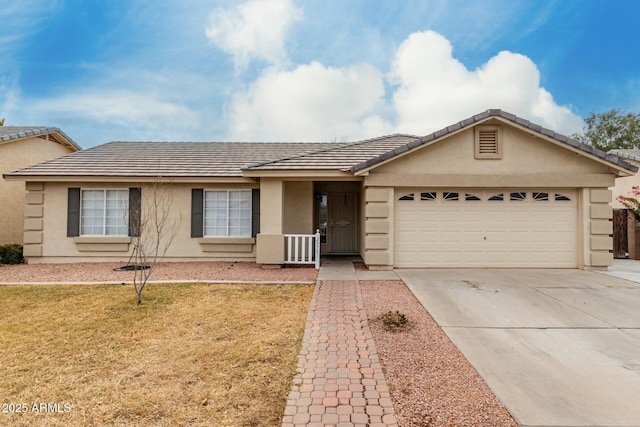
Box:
(475, 125), (502, 159)
(478, 130), (498, 153)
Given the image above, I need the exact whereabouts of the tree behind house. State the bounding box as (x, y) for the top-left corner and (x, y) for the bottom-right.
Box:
(573, 109), (640, 151)
(129, 180), (181, 304)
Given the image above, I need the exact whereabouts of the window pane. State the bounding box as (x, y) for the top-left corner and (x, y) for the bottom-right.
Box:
(204, 190), (251, 237)
(105, 190), (128, 235)
(204, 191), (227, 236)
(81, 190), (104, 235)
(81, 189), (128, 236)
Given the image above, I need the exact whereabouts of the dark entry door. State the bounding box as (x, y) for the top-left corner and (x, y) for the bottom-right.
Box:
(329, 192), (358, 253)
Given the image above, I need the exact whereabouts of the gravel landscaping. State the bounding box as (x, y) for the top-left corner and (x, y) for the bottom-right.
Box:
(0, 261), (317, 284)
(361, 280), (517, 427)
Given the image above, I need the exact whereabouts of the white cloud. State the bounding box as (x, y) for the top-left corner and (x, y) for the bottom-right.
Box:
(226, 30), (583, 141)
(228, 61), (390, 141)
(390, 30), (583, 135)
(205, 0), (302, 71)
(28, 89), (199, 138)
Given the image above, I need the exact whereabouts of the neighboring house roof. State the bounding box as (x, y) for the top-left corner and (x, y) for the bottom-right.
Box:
(5, 110), (636, 180)
(0, 126), (81, 151)
(608, 149), (640, 163)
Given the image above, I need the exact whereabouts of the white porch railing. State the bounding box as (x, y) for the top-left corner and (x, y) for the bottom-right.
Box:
(285, 229), (321, 269)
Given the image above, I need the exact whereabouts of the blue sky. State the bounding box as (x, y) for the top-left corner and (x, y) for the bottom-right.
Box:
(1, 0), (639, 148)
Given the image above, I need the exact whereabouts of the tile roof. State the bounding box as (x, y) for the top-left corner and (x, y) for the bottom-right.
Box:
(349, 109), (637, 173)
(6, 141), (342, 178)
(6, 110), (635, 179)
(244, 134), (420, 171)
(608, 149), (640, 163)
(0, 126), (81, 150)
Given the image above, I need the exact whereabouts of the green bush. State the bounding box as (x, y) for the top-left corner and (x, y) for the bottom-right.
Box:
(0, 244), (24, 264)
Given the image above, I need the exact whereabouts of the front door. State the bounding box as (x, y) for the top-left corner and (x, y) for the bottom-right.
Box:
(328, 192), (358, 253)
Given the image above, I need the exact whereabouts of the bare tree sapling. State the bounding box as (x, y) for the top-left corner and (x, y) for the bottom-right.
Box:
(128, 180), (181, 304)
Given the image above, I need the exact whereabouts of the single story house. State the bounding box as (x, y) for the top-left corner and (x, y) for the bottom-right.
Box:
(4, 110), (636, 269)
(0, 126), (80, 245)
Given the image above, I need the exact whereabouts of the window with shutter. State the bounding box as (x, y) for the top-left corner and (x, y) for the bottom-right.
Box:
(474, 126), (502, 159)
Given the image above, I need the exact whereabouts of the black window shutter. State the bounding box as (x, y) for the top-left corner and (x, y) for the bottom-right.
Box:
(191, 189), (204, 238)
(129, 187), (141, 237)
(67, 188), (81, 237)
(251, 188), (260, 237)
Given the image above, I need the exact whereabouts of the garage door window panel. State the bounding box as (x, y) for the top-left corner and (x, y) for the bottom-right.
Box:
(398, 193), (415, 201)
(510, 192), (527, 201)
(420, 192), (436, 201)
(443, 192), (459, 201)
(533, 192), (549, 201)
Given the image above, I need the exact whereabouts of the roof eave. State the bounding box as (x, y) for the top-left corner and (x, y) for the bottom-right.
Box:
(608, 150), (640, 164)
(2, 174), (258, 184)
(241, 169), (357, 179)
(351, 119), (481, 175)
(50, 130), (82, 151)
(492, 116), (638, 176)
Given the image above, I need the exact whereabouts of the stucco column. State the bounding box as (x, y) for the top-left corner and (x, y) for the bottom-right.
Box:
(23, 182), (45, 260)
(256, 178), (285, 265)
(363, 186), (393, 270)
(587, 188), (614, 268)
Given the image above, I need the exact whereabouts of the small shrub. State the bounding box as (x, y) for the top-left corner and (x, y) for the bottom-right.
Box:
(0, 244), (24, 265)
(380, 310), (410, 331)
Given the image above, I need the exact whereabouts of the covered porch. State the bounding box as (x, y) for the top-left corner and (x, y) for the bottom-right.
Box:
(255, 179), (364, 267)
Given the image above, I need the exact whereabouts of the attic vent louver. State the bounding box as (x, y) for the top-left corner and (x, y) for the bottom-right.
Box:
(474, 125), (502, 159)
(478, 130), (498, 153)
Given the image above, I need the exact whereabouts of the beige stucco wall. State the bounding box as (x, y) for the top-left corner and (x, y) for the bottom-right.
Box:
(283, 181), (313, 234)
(610, 159), (640, 209)
(26, 182), (260, 263)
(362, 123), (619, 270)
(373, 124), (611, 177)
(0, 137), (75, 245)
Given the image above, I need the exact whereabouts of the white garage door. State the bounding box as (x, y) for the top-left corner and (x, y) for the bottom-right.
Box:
(394, 190), (578, 268)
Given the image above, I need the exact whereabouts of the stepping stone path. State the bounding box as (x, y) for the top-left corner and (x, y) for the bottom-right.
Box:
(282, 280), (398, 427)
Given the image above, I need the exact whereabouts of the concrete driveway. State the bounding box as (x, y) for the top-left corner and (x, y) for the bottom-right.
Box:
(397, 268), (640, 427)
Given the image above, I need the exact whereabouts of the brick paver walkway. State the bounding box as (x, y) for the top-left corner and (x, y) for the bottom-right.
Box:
(282, 280), (398, 427)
